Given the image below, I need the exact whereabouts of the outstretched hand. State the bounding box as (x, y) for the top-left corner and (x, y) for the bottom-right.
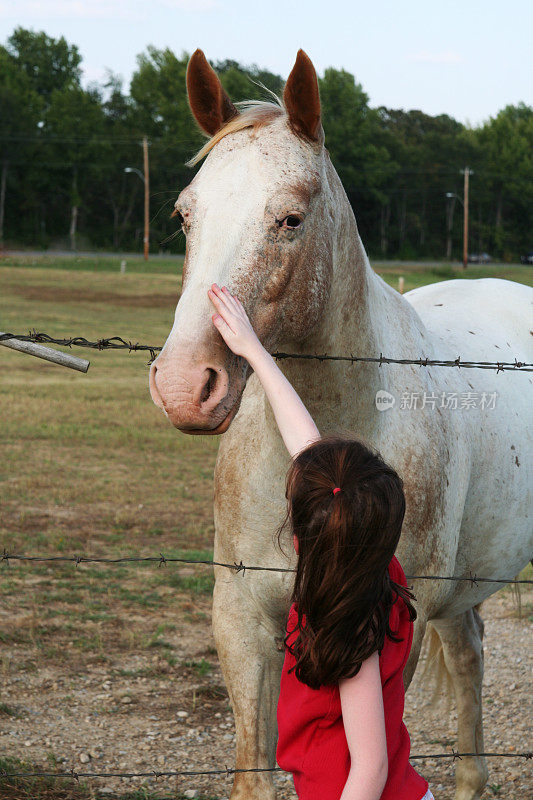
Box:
(208, 283), (320, 458)
(208, 283), (264, 361)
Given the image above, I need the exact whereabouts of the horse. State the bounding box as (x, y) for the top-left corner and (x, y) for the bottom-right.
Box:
(149, 49), (533, 800)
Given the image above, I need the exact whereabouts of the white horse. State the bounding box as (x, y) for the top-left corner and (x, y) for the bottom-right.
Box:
(149, 49), (533, 800)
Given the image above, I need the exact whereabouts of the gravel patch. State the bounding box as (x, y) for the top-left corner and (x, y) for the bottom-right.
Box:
(1, 588), (530, 799)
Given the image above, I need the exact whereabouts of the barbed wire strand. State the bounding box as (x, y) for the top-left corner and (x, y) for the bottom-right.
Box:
(1, 333), (532, 372)
(2, 550), (532, 584)
(1, 750), (531, 783)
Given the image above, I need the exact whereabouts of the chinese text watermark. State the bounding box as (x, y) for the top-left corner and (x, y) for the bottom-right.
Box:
(375, 389), (498, 411)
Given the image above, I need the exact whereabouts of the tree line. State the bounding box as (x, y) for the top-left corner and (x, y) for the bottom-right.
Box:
(1, 27), (531, 260)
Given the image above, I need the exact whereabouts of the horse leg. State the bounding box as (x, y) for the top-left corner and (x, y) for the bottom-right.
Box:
(431, 606), (488, 800)
(404, 613), (428, 690)
(212, 573), (283, 800)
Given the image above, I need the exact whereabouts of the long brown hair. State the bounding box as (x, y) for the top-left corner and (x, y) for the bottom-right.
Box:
(275, 433), (417, 690)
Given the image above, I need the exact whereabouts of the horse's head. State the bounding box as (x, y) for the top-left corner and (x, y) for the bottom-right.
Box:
(150, 49), (335, 433)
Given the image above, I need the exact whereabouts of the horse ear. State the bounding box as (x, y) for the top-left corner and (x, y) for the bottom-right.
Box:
(283, 49), (322, 143)
(186, 49), (239, 136)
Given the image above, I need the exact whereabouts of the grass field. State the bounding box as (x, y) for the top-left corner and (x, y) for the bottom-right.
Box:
(2, 253), (186, 275)
(3, 251), (532, 287)
(1, 258), (221, 798)
(1, 255), (532, 799)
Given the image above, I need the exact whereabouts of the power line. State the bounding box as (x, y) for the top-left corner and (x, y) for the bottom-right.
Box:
(0, 136), (522, 179)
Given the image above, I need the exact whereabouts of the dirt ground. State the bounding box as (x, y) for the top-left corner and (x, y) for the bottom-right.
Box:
(1, 574), (531, 800)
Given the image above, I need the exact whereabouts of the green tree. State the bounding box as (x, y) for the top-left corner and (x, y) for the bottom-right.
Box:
(130, 47), (197, 145)
(474, 104), (533, 258)
(6, 27), (81, 106)
(376, 109), (466, 257)
(0, 46), (42, 245)
(44, 85), (107, 250)
(95, 73), (144, 249)
(130, 47), (206, 251)
(3, 28), (85, 248)
(319, 69), (396, 251)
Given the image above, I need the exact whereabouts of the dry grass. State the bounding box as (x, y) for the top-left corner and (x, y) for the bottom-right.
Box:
(1, 265), (218, 547)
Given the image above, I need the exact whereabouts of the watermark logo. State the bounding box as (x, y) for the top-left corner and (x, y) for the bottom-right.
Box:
(375, 390), (396, 411)
(375, 389), (498, 411)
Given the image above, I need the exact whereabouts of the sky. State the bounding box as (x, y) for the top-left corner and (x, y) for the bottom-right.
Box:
(1, 0), (532, 125)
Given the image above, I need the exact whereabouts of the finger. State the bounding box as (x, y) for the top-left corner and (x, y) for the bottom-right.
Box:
(221, 285), (242, 313)
(210, 284), (235, 314)
(211, 313), (236, 338)
(217, 285), (241, 319)
(232, 294), (251, 324)
(234, 296), (249, 317)
(208, 294), (239, 334)
(210, 286), (247, 329)
(224, 291), (250, 327)
(212, 305), (238, 336)
(208, 288), (232, 316)
(212, 284), (245, 321)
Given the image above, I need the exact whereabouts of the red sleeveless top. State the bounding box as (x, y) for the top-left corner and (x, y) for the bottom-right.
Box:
(276, 555), (429, 800)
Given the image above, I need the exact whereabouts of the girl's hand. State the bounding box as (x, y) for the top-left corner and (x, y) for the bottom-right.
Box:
(208, 283), (264, 361)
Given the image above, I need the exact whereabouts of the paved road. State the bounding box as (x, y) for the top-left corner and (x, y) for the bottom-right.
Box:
(2, 249), (178, 260)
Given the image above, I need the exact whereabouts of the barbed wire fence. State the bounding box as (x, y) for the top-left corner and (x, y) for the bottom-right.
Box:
(1, 330), (531, 792)
(1, 331), (532, 371)
(2, 548), (531, 790)
(2, 549), (532, 584)
(2, 749), (532, 782)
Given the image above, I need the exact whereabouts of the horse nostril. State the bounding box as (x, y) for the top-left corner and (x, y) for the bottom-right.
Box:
(149, 362), (164, 410)
(200, 367), (218, 405)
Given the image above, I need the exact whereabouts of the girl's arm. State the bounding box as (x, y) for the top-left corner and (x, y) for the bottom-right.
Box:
(338, 651), (388, 800)
(207, 283), (320, 458)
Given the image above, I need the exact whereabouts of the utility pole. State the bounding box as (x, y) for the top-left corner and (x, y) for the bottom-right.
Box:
(445, 192), (457, 261)
(461, 166), (473, 269)
(143, 137), (150, 261)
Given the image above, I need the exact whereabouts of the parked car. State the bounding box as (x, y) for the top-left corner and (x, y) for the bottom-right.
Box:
(520, 251), (533, 264)
(468, 252), (491, 264)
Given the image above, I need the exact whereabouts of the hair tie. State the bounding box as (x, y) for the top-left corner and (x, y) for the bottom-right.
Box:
(332, 487), (341, 495)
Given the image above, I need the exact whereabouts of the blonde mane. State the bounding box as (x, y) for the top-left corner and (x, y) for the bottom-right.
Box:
(186, 97), (286, 167)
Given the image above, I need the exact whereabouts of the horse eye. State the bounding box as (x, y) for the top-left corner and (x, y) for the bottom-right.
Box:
(172, 208), (185, 226)
(286, 215), (301, 228)
(279, 214), (302, 230)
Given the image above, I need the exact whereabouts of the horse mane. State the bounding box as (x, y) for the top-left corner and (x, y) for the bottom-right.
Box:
(186, 96), (286, 167)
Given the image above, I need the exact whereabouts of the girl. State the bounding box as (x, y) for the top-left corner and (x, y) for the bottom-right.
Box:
(208, 282), (434, 800)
